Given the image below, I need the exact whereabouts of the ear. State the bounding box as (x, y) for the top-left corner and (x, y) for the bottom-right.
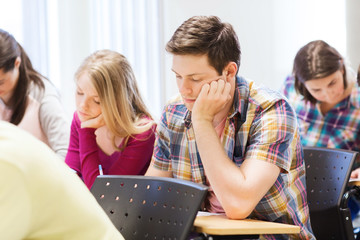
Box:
(223, 62), (237, 81)
(14, 56), (21, 69)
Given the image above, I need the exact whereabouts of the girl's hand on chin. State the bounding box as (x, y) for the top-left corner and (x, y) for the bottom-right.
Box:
(81, 113), (105, 129)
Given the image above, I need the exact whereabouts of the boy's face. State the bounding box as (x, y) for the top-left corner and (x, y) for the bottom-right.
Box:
(172, 54), (223, 111)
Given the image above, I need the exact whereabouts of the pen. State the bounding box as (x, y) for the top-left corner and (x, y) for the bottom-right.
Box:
(98, 164), (103, 175)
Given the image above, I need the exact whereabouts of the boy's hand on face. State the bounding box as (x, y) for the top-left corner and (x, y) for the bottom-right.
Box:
(81, 113), (105, 129)
(192, 79), (231, 123)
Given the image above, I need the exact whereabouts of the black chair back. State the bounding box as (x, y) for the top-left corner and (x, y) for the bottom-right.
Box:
(303, 147), (358, 240)
(91, 175), (208, 240)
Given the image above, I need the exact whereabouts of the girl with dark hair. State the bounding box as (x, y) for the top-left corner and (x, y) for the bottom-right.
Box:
(0, 29), (70, 160)
(281, 40), (360, 221)
(282, 40), (360, 152)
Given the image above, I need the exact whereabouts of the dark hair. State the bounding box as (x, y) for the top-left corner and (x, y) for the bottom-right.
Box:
(166, 16), (241, 75)
(0, 29), (44, 124)
(293, 40), (346, 104)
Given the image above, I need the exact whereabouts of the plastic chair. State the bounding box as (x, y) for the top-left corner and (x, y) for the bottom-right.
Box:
(91, 175), (208, 240)
(303, 147), (360, 240)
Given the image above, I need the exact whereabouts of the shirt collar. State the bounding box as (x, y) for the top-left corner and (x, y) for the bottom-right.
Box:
(349, 82), (360, 109)
(184, 110), (192, 129)
(231, 76), (249, 125)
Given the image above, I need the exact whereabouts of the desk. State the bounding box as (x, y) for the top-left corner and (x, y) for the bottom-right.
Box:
(349, 178), (360, 186)
(193, 214), (300, 236)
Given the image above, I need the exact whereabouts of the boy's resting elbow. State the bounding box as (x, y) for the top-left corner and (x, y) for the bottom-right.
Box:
(224, 204), (254, 220)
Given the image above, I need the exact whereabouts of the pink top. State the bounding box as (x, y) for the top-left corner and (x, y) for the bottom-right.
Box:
(204, 117), (226, 213)
(65, 112), (156, 189)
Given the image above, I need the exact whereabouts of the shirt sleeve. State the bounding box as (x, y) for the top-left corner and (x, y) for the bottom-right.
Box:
(151, 108), (173, 171)
(37, 81), (70, 160)
(65, 112), (82, 175)
(244, 99), (300, 173)
(77, 122), (100, 189)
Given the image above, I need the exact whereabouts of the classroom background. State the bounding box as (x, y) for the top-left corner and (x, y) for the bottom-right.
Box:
(1, 0), (359, 121)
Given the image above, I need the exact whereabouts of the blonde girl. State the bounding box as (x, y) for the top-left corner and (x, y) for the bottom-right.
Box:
(65, 49), (156, 189)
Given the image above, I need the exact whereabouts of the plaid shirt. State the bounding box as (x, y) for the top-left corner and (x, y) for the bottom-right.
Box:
(153, 76), (314, 239)
(281, 70), (360, 152)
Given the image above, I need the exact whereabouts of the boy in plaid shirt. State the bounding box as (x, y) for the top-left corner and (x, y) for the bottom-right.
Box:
(146, 16), (314, 239)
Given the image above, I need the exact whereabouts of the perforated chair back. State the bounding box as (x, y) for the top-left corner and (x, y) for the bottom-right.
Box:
(91, 175), (208, 240)
(303, 147), (358, 240)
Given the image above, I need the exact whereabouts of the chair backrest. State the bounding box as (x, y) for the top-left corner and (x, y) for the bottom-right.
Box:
(303, 147), (358, 240)
(91, 175), (208, 240)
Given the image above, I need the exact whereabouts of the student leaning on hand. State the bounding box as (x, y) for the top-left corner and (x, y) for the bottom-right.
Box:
(146, 15), (314, 239)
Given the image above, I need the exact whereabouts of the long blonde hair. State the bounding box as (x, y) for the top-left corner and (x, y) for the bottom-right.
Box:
(75, 49), (155, 150)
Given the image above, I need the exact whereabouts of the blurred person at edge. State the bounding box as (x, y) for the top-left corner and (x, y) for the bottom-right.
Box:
(0, 29), (70, 160)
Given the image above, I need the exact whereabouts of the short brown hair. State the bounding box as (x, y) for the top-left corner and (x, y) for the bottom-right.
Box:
(166, 16), (241, 75)
(293, 40), (346, 104)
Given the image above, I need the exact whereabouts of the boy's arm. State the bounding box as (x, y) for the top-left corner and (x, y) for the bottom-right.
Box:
(192, 79), (288, 220)
(193, 117), (280, 219)
(146, 106), (173, 178)
(146, 164), (173, 177)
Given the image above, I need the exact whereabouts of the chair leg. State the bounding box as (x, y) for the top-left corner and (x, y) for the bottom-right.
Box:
(340, 208), (356, 240)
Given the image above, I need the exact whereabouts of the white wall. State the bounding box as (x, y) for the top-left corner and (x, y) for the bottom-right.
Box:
(0, 0), (23, 42)
(56, 0), (92, 117)
(0, 0), (355, 119)
(346, 0), (360, 71)
(162, 0), (347, 102)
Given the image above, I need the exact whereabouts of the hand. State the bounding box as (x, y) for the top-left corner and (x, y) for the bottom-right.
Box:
(192, 79), (231, 123)
(81, 113), (105, 129)
(351, 168), (360, 179)
(95, 125), (123, 155)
